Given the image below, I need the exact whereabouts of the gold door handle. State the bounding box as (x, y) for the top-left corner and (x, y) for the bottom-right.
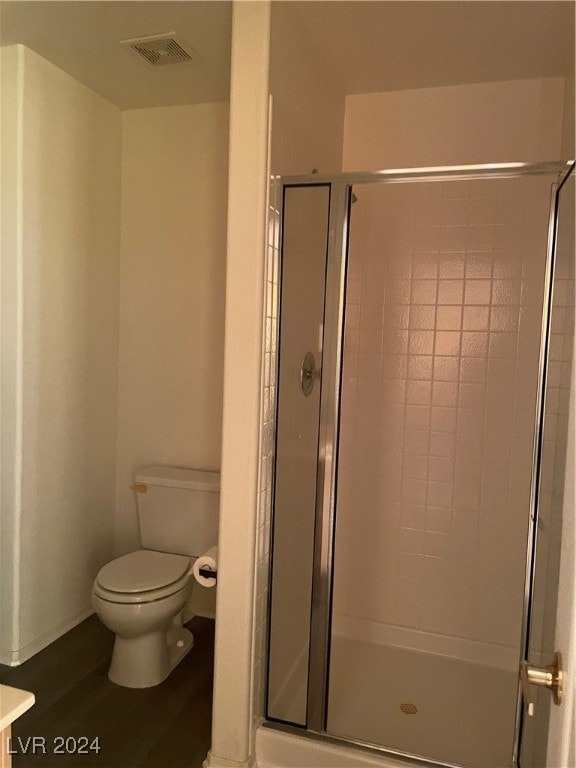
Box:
(130, 483), (148, 493)
(521, 652), (563, 705)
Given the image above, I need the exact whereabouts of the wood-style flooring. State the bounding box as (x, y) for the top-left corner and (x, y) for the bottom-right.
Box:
(0, 616), (215, 768)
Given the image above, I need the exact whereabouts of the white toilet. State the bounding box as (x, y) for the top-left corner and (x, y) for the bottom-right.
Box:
(92, 465), (219, 688)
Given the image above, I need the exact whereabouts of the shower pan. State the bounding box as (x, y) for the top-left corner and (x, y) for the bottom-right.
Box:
(265, 161), (574, 768)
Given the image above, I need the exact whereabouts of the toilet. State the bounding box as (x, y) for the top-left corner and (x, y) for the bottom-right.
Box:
(92, 465), (219, 688)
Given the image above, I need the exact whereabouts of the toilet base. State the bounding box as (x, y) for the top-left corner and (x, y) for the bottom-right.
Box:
(108, 622), (194, 689)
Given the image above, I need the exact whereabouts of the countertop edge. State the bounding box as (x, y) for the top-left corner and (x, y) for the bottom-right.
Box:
(0, 685), (35, 731)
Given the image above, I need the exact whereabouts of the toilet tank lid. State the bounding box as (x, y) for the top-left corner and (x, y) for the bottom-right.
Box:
(135, 465), (220, 492)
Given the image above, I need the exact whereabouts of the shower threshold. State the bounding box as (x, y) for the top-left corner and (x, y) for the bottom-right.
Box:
(257, 722), (464, 768)
(261, 638), (517, 768)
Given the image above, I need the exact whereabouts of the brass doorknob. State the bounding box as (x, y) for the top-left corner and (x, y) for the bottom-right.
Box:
(521, 652), (563, 705)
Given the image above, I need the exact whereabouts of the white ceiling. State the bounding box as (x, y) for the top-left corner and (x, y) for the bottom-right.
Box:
(286, 1), (575, 95)
(1, 1), (573, 111)
(0, 1), (232, 110)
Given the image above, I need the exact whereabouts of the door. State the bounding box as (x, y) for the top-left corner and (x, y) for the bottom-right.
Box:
(326, 171), (570, 768)
(519, 164), (575, 766)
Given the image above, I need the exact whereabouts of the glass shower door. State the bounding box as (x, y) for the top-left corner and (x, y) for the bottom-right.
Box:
(519, 165), (574, 767)
(326, 174), (560, 767)
(267, 185), (331, 726)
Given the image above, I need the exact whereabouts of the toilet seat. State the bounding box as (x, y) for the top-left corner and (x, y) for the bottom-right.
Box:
(94, 550), (192, 605)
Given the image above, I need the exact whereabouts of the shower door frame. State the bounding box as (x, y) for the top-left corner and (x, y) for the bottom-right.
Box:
(265, 160), (574, 768)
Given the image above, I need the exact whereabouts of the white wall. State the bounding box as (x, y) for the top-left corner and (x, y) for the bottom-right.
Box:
(0, 45), (121, 664)
(115, 103), (229, 555)
(207, 4), (271, 767)
(343, 78), (565, 171)
(269, 2), (344, 176)
(0, 44), (24, 664)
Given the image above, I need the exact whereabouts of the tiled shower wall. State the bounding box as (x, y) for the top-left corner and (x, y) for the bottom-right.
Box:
(333, 176), (554, 666)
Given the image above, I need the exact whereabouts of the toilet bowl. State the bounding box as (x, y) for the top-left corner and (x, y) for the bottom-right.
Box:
(92, 549), (195, 688)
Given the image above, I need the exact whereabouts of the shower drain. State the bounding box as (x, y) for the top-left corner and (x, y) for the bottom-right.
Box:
(400, 703), (418, 715)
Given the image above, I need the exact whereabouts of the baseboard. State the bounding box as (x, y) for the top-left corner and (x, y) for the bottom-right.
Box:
(0, 605), (94, 666)
(332, 614), (518, 672)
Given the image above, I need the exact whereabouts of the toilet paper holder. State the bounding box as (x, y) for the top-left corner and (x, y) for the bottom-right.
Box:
(198, 567), (218, 581)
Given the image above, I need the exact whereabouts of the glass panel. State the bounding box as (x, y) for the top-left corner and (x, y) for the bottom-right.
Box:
(327, 176), (555, 767)
(520, 169), (575, 766)
(267, 185), (331, 726)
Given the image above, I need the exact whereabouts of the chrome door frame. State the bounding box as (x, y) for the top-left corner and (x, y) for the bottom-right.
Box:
(306, 181), (351, 731)
(516, 160), (575, 767)
(266, 160), (574, 768)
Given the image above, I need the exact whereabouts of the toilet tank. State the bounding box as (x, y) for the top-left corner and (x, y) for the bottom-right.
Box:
(134, 465), (219, 557)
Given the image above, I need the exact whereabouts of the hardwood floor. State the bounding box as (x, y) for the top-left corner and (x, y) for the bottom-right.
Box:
(0, 616), (215, 768)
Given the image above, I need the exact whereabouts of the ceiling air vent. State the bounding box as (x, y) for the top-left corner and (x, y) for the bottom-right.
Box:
(120, 33), (197, 67)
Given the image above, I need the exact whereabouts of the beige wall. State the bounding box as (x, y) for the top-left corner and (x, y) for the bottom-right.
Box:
(343, 78), (565, 171)
(0, 45), (121, 664)
(115, 103), (229, 554)
(0, 44), (23, 665)
(561, 67), (575, 160)
(208, 4), (271, 767)
(270, 2), (344, 176)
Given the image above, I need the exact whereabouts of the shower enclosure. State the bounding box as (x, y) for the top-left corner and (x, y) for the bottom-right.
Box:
(265, 161), (574, 768)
